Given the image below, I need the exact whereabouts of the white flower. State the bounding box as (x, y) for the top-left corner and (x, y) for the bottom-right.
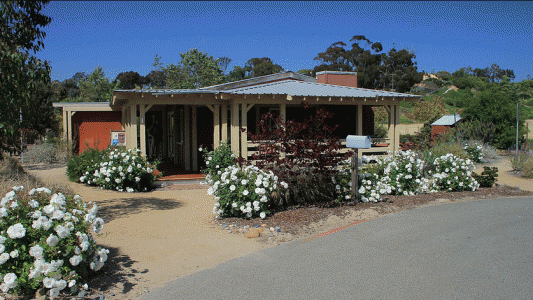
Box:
(28, 200), (39, 208)
(0, 253), (9, 265)
(68, 280), (76, 288)
(242, 190), (249, 196)
(69, 255), (83, 266)
(232, 202), (238, 208)
(3, 273), (17, 287)
(7, 223), (25, 239)
(43, 204), (55, 215)
(49, 287), (60, 299)
(29, 245), (44, 258)
(9, 250), (18, 258)
(55, 279), (67, 291)
(93, 217), (105, 233)
(229, 185), (236, 191)
(0, 244), (4, 253)
(135, 176), (141, 182)
(0, 208), (8, 217)
(47, 234), (60, 247)
(260, 212), (266, 219)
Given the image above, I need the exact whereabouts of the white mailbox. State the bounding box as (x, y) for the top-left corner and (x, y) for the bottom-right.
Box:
(346, 135), (371, 149)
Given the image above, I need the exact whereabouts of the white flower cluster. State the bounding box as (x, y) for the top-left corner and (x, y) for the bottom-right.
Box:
(79, 148), (154, 192)
(208, 165), (287, 219)
(0, 186), (108, 299)
(357, 150), (430, 202)
(431, 153), (480, 192)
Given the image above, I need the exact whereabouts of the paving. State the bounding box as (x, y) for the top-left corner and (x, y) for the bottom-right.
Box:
(143, 196), (533, 300)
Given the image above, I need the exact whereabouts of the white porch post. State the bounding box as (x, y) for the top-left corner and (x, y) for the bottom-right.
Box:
(68, 111), (73, 143)
(221, 104), (228, 143)
(213, 104), (220, 148)
(139, 105), (146, 157)
(130, 104), (138, 150)
(231, 102), (240, 156)
(62, 109), (68, 140)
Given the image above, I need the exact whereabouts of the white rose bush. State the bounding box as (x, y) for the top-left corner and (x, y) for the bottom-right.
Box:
(430, 153), (480, 192)
(208, 165), (287, 219)
(0, 186), (108, 299)
(78, 148), (157, 192)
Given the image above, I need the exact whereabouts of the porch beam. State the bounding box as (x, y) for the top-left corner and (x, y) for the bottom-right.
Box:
(206, 104), (214, 113)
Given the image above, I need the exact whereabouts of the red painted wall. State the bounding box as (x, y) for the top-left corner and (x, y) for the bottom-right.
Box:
(432, 125), (450, 138)
(317, 73), (358, 88)
(72, 111), (122, 154)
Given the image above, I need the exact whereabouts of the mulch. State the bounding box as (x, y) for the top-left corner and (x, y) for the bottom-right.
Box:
(212, 184), (533, 235)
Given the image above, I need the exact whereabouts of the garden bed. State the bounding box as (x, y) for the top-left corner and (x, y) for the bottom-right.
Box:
(214, 184), (532, 239)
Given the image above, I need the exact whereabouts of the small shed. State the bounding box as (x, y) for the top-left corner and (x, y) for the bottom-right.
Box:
(431, 114), (461, 138)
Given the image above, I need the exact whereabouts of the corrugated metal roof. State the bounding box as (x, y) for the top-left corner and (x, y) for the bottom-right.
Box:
(114, 89), (218, 95)
(225, 80), (420, 98)
(432, 114), (462, 126)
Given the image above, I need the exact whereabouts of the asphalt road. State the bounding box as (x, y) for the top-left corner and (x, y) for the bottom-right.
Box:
(143, 196), (533, 300)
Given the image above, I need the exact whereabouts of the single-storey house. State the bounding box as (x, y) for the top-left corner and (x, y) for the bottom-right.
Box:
(53, 71), (421, 173)
(431, 114), (462, 138)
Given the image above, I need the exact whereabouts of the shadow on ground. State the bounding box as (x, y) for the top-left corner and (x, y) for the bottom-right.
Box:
(98, 197), (182, 223)
(87, 246), (148, 296)
(23, 163), (67, 171)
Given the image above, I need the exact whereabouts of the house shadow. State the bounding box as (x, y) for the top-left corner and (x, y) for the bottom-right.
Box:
(97, 196), (182, 223)
(87, 246), (148, 295)
(22, 163), (67, 171)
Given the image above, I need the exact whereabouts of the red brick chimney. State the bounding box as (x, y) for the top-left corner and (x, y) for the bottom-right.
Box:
(316, 71), (358, 88)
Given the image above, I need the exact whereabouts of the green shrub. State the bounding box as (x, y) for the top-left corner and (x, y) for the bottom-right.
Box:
(374, 124), (388, 138)
(0, 186), (108, 298)
(510, 151), (533, 178)
(201, 142), (236, 183)
(79, 148), (157, 192)
(430, 153), (479, 192)
(208, 164), (286, 219)
(420, 140), (468, 174)
(472, 166), (498, 188)
(463, 142), (484, 163)
(66, 148), (108, 182)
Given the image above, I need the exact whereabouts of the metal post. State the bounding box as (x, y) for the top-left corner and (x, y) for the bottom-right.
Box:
(351, 150), (359, 201)
(20, 109), (23, 164)
(516, 102), (520, 155)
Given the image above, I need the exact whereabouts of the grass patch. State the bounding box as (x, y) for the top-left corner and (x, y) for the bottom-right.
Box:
(510, 151), (533, 178)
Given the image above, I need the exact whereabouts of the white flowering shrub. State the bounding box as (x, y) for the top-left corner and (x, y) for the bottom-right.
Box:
(357, 151), (430, 202)
(208, 165), (288, 219)
(0, 186), (108, 299)
(201, 142), (236, 184)
(430, 153), (480, 192)
(79, 148), (157, 192)
(463, 142), (484, 163)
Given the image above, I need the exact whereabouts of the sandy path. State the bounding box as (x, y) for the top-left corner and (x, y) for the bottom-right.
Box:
(25, 165), (270, 299)
(24, 155), (531, 299)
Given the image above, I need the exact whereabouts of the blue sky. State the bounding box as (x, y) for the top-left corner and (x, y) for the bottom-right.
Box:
(37, 1), (533, 83)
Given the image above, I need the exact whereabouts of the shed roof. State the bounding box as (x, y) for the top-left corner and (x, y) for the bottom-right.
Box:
(432, 114), (462, 126)
(225, 80), (420, 98)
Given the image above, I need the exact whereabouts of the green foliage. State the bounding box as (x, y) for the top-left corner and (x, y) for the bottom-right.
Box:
(166, 48), (224, 89)
(78, 66), (114, 102)
(463, 85), (526, 149)
(408, 96), (447, 123)
(313, 35), (423, 92)
(420, 140), (468, 174)
(207, 164), (284, 219)
(463, 142), (484, 163)
(66, 148), (107, 182)
(374, 124), (388, 138)
(430, 153), (479, 192)
(200, 142), (236, 183)
(436, 71), (452, 81)
(0, 0), (51, 159)
(79, 148), (157, 192)
(114, 71), (146, 90)
(0, 186), (108, 298)
(510, 151), (533, 178)
(472, 166), (498, 188)
(445, 120), (496, 145)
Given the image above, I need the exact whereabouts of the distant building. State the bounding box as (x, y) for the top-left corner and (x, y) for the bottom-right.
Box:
(431, 114), (462, 138)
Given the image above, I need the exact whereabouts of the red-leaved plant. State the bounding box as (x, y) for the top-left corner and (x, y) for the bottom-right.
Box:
(246, 103), (353, 207)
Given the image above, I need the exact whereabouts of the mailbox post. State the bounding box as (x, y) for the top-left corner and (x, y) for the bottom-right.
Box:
(346, 135), (371, 201)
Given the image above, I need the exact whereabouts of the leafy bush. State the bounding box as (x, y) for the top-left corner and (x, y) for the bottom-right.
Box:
(79, 148), (157, 192)
(207, 165), (287, 219)
(510, 151), (533, 178)
(420, 140), (468, 174)
(66, 148), (108, 182)
(463, 142), (484, 163)
(248, 104), (351, 206)
(200, 142), (236, 183)
(407, 96), (447, 124)
(0, 186), (108, 299)
(24, 142), (70, 164)
(358, 150), (429, 202)
(430, 153), (479, 192)
(472, 166), (498, 188)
